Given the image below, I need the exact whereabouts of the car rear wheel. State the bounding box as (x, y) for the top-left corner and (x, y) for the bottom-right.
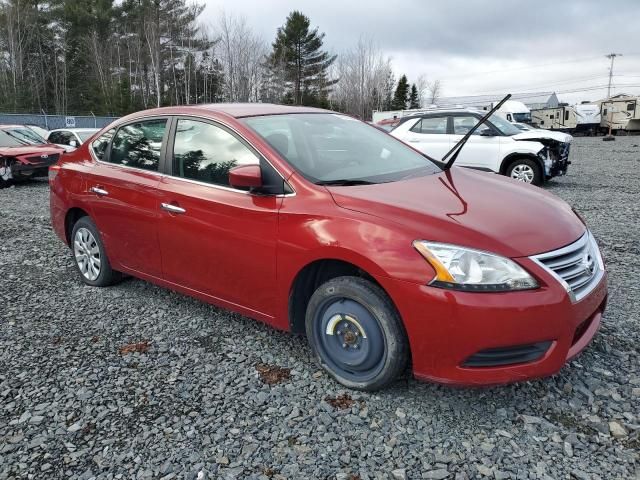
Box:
(305, 276), (408, 391)
(71, 216), (121, 287)
(507, 158), (543, 186)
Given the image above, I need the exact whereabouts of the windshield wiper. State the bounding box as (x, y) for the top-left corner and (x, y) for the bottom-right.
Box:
(442, 94), (511, 170)
(316, 179), (377, 186)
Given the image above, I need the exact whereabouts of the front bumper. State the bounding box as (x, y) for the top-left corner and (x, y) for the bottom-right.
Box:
(546, 142), (571, 178)
(11, 155), (59, 177)
(376, 263), (607, 386)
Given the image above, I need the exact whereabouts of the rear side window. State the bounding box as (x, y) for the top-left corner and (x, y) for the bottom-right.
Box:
(409, 117), (447, 134)
(453, 116), (482, 135)
(109, 120), (167, 171)
(172, 119), (259, 187)
(91, 128), (116, 160)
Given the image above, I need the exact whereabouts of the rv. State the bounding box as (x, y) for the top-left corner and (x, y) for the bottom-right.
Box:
(531, 105), (576, 132)
(598, 94), (640, 133)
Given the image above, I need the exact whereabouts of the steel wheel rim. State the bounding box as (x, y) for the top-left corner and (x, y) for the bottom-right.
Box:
(314, 297), (386, 382)
(74, 228), (101, 281)
(511, 164), (535, 183)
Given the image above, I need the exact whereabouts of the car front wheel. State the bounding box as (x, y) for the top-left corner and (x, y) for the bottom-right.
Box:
(507, 158), (543, 186)
(305, 276), (409, 391)
(71, 216), (121, 287)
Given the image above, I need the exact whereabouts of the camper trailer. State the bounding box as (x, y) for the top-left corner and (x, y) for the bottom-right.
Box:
(574, 103), (601, 134)
(531, 105), (577, 132)
(599, 94), (640, 133)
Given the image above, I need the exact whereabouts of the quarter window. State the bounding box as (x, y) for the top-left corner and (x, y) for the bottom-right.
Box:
(91, 128), (116, 161)
(172, 119), (259, 187)
(109, 120), (167, 171)
(409, 117), (447, 134)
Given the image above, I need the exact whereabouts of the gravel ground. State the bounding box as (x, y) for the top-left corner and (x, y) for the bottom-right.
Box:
(1, 136), (639, 480)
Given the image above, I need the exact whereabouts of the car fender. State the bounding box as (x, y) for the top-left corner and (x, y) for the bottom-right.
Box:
(499, 151), (545, 176)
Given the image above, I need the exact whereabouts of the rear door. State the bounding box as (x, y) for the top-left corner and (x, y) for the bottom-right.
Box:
(447, 114), (502, 172)
(399, 115), (450, 160)
(156, 117), (281, 317)
(83, 118), (169, 278)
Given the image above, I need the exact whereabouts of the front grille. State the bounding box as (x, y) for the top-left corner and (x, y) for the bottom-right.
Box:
(531, 232), (604, 303)
(462, 341), (552, 368)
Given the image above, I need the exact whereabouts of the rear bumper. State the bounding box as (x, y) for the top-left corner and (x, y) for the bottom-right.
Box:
(376, 270), (607, 386)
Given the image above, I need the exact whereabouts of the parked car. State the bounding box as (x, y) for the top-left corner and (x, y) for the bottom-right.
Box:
(0, 125), (64, 188)
(50, 104), (607, 391)
(390, 109), (571, 185)
(47, 128), (99, 151)
(25, 125), (50, 141)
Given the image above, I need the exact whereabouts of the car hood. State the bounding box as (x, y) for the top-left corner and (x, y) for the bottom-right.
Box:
(327, 167), (585, 258)
(0, 144), (64, 157)
(513, 130), (573, 143)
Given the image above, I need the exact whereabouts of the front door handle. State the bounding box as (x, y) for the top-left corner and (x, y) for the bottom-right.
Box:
(160, 203), (186, 214)
(407, 139), (420, 143)
(89, 186), (109, 196)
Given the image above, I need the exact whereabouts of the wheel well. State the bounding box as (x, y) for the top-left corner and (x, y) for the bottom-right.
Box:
(288, 259), (381, 334)
(64, 208), (89, 245)
(499, 154), (541, 175)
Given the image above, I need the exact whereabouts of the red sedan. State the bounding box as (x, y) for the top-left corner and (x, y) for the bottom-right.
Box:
(49, 104), (607, 390)
(1, 125), (64, 188)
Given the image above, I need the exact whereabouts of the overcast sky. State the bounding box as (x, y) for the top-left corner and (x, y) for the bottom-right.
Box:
(202, 0), (640, 105)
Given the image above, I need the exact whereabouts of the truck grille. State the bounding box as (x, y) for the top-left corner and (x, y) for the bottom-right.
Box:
(530, 232), (604, 303)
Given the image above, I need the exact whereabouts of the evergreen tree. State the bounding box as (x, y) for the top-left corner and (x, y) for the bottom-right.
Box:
(392, 74), (409, 110)
(409, 83), (420, 109)
(266, 11), (336, 106)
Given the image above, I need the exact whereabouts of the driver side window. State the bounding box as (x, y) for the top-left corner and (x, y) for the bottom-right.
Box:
(453, 116), (483, 135)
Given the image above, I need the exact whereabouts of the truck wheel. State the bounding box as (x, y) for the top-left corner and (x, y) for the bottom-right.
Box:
(71, 216), (121, 287)
(507, 158), (543, 186)
(305, 276), (409, 391)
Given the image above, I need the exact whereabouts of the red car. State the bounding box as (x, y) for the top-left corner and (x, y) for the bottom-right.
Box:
(0, 125), (64, 188)
(49, 104), (607, 390)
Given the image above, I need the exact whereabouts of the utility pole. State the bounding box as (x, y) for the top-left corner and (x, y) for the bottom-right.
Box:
(606, 53), (623, 99)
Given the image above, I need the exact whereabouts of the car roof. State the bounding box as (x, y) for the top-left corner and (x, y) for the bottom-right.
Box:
(0, 124), (28, 129)
(122, 103), (331, 121)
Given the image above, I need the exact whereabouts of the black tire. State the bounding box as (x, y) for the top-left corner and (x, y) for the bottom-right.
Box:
(506, 158), (543, 186)
(70, 216), (121, 287)
(305, 276), (409, 391)
(0, 177), (10, 189)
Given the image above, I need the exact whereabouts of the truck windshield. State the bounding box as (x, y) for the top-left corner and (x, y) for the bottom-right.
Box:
(243, 113), (441, 185)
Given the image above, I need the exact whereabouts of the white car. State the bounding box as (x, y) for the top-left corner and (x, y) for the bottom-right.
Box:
(390, 110), (571, 185)
(47, 128), (99, 152)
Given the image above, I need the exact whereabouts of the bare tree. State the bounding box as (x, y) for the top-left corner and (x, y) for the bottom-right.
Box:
(426, 79), (443, 105)
(330, 38), (393, 120)
(216, 12), (267, 102)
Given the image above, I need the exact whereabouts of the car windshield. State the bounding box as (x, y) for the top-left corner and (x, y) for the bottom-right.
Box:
(242, 113), (441, 185)
(488, 115), (522, 136)
(0, 128), (47, 147)
(77, 131), (97, 141)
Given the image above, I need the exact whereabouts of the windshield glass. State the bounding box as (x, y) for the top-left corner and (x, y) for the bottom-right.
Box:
(242, 113), (441, 184)
(0, 128), (47, 147)
(489, 115), (522, 136)
(78, 131), (97, 141)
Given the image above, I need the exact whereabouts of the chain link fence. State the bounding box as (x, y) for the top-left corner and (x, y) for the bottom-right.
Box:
(0, 112), (120, 130)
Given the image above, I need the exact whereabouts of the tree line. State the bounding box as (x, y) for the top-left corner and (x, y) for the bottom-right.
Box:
(0, 0), (442, 119)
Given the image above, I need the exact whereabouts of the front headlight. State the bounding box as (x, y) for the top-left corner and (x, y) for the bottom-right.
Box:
(413, 241), (538, 292)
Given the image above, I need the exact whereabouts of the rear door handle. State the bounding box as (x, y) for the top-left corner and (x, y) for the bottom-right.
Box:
(89, 186), (109, 196)
(161, 203), (186, 214)
(407, 139), (420, 143)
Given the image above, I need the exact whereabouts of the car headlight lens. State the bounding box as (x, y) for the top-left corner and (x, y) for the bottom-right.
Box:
(413, 241), (538, 291)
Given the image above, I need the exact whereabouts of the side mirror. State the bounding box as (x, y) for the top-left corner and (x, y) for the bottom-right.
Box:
(69, 139), (78, 147)
(480, 128), (496, 137)
(229, 164), (262, 190)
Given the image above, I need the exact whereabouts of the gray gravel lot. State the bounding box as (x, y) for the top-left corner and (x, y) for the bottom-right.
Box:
(1, 137), (639, 480)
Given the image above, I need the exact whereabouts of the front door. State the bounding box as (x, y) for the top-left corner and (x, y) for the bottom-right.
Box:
(83, 119), (168, 278)
(448, 115), (502, 172)
(156, 118), (280, 318)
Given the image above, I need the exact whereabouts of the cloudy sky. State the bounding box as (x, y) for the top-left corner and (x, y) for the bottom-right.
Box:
(202, 0), (640, 105)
